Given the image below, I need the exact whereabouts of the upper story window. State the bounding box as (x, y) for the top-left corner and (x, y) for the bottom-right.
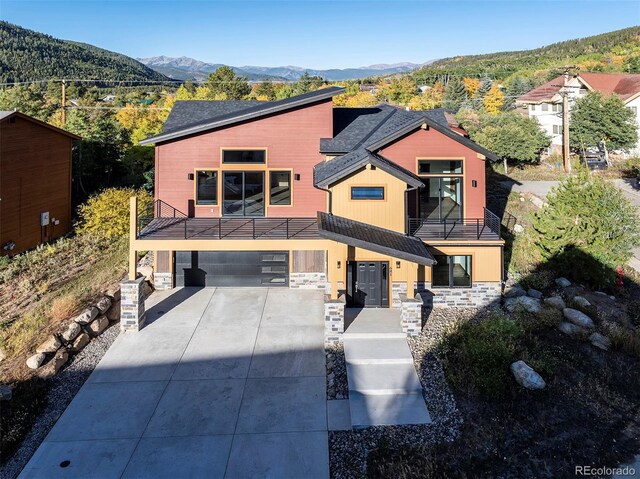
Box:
(269, 171), (291, 206)
(351, 186), (385, 200)
(628, 106), (638, 117)
(418, 160), (463, 175)
(552, 125), (562, 135)
(541, 103), (549, 111)
(552, 103), (562, 112)
(196, 170), (218, 205)
(222, 149), (266, 164)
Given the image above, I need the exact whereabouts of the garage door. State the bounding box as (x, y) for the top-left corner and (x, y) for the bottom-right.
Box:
(175, 251), (289, 287)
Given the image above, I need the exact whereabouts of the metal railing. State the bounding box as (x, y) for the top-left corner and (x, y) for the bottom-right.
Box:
(408, 208), (501, 240)
(137, 200), (188, 238)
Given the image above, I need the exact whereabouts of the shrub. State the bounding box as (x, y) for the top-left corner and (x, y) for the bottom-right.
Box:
(49, 293), (80, 323)
(437, 314), (522, 397)
(532, 172), (640, 290)
(76, 187), (153, 238)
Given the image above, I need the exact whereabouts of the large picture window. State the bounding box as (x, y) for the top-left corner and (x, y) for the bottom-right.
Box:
(418, 160), (463, 175)
(196, 170), (218, 205)
(432, 255), (472, 288)
(351, 186), (385, 200)
(222, 149), (266, 164)
(269, 171), (291, 205)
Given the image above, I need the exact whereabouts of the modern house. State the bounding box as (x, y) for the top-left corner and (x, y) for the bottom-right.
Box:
(516, 72), (640, 154)
(0, 111), (79, 256)
(128, 87), (504, 336)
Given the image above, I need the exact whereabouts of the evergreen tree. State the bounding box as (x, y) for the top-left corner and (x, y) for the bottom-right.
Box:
(204, 66), (251, 100)
(254, 80), (276, 100)
(504, 76), (533, 110)
(293, 72), (325, 95)
(443, 77), (467, 111)
(0, 83), (51, 119)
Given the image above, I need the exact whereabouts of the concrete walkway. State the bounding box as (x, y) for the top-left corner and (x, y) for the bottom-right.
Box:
(343, 309), (431, 427)
(20, 288), (329, 479)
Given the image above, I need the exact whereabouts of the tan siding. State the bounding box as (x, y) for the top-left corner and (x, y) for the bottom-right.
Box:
(429, 245), (503, 282)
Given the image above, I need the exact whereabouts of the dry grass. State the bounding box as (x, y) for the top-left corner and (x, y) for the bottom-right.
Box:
(48, 293), (81, 323)
(604, 323), (640, 358)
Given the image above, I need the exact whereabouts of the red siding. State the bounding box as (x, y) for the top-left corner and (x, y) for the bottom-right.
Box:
(155, 100), (333, 218)
(378, 128), (487, 218)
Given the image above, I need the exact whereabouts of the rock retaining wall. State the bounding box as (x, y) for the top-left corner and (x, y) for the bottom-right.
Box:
(421, 282), (502, 308)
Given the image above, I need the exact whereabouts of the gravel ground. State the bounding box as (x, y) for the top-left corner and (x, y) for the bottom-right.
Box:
(328, 308), (494, 479)
(0, 323), (120, 479)
(326, 343), (348, 400)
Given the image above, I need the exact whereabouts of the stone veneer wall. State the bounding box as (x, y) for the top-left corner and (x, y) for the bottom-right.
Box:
(153, 272), (173, 291)
(289, 272), (329, 293)
(400, 294), (423, 336)
(324, 298), (345, 346)
(392, 281), (408, 308)
(120, 277), (146, 332)
(422, 282), (502, 308)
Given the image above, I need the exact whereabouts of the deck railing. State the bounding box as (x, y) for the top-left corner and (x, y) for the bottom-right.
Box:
(408, 208), (501, 240)
(137, 200), (188, 238)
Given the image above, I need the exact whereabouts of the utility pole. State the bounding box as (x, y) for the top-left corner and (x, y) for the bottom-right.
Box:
(61, 79), (66, 127)
(559, 66), (579, 174)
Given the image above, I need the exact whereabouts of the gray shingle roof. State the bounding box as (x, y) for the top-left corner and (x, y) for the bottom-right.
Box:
(162, 100), (263, 133)
(317, 212), (435, 266)
(140, 86), (346, 145)
(313, 149), (423, 188)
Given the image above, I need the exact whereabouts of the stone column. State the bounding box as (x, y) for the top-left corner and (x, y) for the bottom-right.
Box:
(324, 298), (345, 346)
(153, 272), (173, 290)
(120, 277), (146, 332)
(400, 293), (423, 336)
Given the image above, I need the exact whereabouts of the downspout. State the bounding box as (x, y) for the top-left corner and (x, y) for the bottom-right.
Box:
(314, 184), (333, 215)
(404, 185), (420, 235)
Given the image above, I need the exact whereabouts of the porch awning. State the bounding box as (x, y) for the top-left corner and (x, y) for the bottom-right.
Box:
(317, 212), (435, 266)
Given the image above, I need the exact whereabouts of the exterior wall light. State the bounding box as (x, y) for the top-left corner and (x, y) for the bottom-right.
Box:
(187, 173), (194, 180)
(472, 180), (478, 187)
(294, 173), (301, 181)
(337, 260), (341, 269)
(395, 261), (401, 268)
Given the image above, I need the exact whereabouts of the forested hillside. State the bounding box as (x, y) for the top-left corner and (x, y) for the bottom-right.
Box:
(412, 26), (640, 83)
(0, 22), (170, 83)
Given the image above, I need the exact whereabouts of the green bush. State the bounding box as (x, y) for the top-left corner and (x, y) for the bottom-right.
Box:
(438, 315), (522, 397)
(76, 187), (153, 238)
(532, 172), (640, 290)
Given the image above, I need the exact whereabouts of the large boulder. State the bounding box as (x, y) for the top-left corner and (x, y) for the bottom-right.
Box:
(555, 277), (571, 288)
(504, 285), (526, 298)
(511, 360), (546, 389)
(37, 350), (68, 379)
(137, 265), (153, 281)
(544, 296), (566, 311)
(558, 321), (588, 338)
(572, 296), (591, 308)
(71, 332), (90, 353)
(35, 335), (61, 354)
(563, 308), (595, 329)
(74, 307), (99, 325)
(88, 316), (109, 336)
(26, 352), (46, 370)
(96, 296), (112, 314)
(105, 285), (121, 302)
(527, 288), (543, 299)
(513, 224), (525, 234)
(505, 296), (542, 314)
(61, 322), (82, 342)
(0, 384), (12, 401)
(589, 332), (612, 351)
(106, 300), (120, 322)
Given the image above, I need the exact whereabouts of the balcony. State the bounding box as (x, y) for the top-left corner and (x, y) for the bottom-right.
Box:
(408, 208), (501, 241)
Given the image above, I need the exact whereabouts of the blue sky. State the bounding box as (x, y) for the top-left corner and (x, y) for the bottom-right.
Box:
(1, 1), (638, 69)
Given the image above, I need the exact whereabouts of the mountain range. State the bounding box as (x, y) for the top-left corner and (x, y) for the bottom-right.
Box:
(137, 56), (426, 81)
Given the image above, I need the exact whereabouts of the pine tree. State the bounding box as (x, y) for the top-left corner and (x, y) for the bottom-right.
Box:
(204, 66), (251, 100)
(443, 77), (467, 111)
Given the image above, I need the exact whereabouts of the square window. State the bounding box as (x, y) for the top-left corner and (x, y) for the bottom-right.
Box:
(351, 186), (385, 200)
(269, 171), (291, 205)
(432, 254), (471, 288)
(196, 170), (217, 205)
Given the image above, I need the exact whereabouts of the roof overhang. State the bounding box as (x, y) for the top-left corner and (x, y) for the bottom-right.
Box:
(0, 111), (81, 140)
(317, 212), (435, 266)
(140, 86), (346, 145)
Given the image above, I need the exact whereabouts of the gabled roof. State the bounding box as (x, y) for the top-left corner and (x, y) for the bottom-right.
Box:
(0, 111), (81, 139)
(313, 148), (423, 188)
(317, 212), (435, 266)
(516, 72), (640, 104)
(140, 86), (346, 145)
(161, 100), (263, 133)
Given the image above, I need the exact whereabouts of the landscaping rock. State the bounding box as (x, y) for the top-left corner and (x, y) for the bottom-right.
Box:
(74, 307), (99, 325)
(529, 195), (545, 209)
(137, 265), (153, 281)
(96, 296), (112, 314)
(0, 348), (6, 364)
(71, 333), (90, 353)
(88, 316), (109, 336)
(106, 285), (121, 302)
(26, 353), (46, 370)
(558, 321), (588, 337)
(106, 300), (120, 322)
(563, 308), (595, 329)
(505, 296), (542, 314)
(504, 285), (526, 298)
(61, 322), (82, 342)
(544, 296), (566, 311)
(37, 350), (68, 379)
(513, 224), (525, 234)
(589, 332), (612, 351)
(35, 335), (61, 354)
(555, 277), (571, 288)
(572, 296), (591, 308)
(527, 288), (543, 299)
(0, 384), (12, 401)
(511, 360), (546, 389)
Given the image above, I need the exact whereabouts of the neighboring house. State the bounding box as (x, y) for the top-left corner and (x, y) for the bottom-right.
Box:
(516, 72), (640, 154)
(0, 111), (79, 255)
(132, 86), (503, 317)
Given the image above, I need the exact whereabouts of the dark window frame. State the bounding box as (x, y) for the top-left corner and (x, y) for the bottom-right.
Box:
(195, 170), (218, 205)
(221, 149), (266, 164)
(269, 170), (292, 206)
(417, 159), (464, 175)
(431, 254), (472, 288)
(350, 186), (385, 200)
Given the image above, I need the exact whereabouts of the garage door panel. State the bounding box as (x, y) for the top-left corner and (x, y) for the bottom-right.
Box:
(175, 251), (288, 287)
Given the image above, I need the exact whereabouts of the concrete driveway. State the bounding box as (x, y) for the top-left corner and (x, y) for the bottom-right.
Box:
(20, 288), (329, 479)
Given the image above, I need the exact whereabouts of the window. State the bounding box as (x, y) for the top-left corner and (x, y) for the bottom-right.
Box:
(196, 170), (218, 205)
(552, 103), (562, 112)
(552, 125), (562, 135)
(432, 255), (472, 288)
(541, 103), (549, 111)
(351, 186), (385, 200)
(222, 149), (266, 164)
(629, 106), (638, 117)
(417, 160), (463, 175)
(269, 171), (291, 205)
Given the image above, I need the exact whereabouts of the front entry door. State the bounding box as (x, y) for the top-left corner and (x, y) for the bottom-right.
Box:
(347, 261), (389, 308)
